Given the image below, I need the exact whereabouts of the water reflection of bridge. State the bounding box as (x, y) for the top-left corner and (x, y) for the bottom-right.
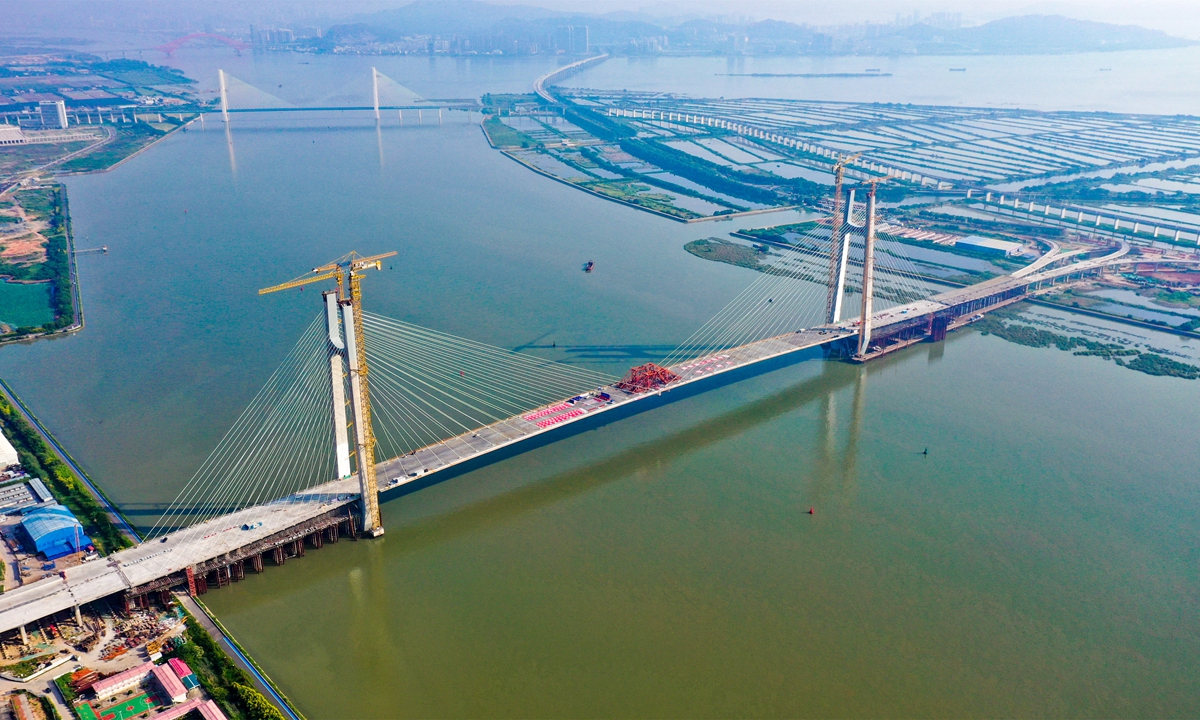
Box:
(0, 143), (1154, 637)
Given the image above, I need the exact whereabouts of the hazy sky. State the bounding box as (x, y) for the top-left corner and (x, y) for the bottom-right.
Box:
(4, 0), (1199, 41)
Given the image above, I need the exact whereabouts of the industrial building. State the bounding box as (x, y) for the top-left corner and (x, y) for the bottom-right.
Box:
(18, 503), (92, 559)
(0, 478), (54, 513)
(0, 432), (16, 468)
(954, 235), (1025, 257)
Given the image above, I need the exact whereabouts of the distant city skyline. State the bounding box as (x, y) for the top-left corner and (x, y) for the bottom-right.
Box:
(5, 0), (1200, 40)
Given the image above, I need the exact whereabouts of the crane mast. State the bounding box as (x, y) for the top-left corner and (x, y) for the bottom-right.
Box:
(259, 251), (395, 537)
(824, 153), (862, 325)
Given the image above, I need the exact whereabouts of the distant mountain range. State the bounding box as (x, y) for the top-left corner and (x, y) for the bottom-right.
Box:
(309, 1), (1193, 56)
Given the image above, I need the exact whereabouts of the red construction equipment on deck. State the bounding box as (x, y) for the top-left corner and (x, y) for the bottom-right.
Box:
(616, 363), (680, 394)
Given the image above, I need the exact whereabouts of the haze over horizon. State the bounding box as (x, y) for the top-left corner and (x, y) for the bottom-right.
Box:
(4, 0), (1200, 42)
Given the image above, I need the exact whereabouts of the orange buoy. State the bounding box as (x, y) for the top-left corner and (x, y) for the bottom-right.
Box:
(807, 507), (814, 515)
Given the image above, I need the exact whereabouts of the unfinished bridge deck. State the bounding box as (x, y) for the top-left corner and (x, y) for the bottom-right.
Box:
(0, 267), (1091, 634)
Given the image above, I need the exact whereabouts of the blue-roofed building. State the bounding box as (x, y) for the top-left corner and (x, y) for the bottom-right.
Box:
(19, 504), (92, 559)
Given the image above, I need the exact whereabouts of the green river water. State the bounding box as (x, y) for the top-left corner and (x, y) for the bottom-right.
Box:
(0, 55), (1196, 717)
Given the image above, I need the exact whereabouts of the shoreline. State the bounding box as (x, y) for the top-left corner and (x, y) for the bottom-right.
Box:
(0, 378), (140, 544)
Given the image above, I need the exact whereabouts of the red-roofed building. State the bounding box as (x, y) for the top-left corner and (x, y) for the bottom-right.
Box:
(166, 657), (197, 689)
(91, 662), (153, 700)
(151, 663), (187, 704)
(150, 698), (229, 720)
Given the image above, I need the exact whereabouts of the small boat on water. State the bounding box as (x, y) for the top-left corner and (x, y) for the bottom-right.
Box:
(583, 260), (594, 272)
(865, 68), (881, 72)
(949, 67), (967, 72)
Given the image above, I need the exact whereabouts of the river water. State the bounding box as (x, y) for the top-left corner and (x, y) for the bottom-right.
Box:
(0, 51), (1198, 717)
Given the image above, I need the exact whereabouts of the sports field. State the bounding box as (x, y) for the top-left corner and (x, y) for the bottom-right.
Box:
(78, 692), (159, 720)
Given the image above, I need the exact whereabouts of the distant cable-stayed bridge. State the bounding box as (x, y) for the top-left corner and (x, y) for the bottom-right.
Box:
(215, 68), (481, 119)
(0, 149), (1148, 636)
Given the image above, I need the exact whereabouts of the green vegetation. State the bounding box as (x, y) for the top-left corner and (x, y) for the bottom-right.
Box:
(1155, 290), (1200, 308)
(1025, 167), (1200, 212)
(582, 181), (700, 219)
(580, 147), (748, 212)
(234, 684), (285, 720)
(562, 105), (635, 142)
(977, 314), (1200, 379)
(0, 185), (74, 336)
(0, 283), (54, 329)
(684, 238), (766, 269)
(0, 652), (57, 678)
(619, 138), (794, 205)
(480, 93), (544, 115)
(39, 691), (62, 720)
(57, 123), (174, 174)
(1121, 352), (1200, 378)
(0, 141), (93, 178)
(0, 392), (132, 554)
(13, 689), (63, 720)
(91, 59), (194, 87)
(737, 221), (821, 243)
(170, 615), (286, 720)
(482, 116), (538, 149)
(54, 672), (78, 703)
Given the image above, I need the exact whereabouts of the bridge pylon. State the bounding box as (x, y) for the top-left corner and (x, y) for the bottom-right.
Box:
(258, 251), (397, 537)
(856, 184), (879, 358)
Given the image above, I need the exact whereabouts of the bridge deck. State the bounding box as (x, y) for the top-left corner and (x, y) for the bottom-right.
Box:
(0, 265), (1111, 634)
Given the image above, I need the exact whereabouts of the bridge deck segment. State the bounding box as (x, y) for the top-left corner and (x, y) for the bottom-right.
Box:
(0, 253), (1143, 633)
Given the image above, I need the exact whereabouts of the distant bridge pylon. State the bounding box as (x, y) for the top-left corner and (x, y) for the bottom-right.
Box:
(216, 68), (477, 124)
(156, 33), (250, 57)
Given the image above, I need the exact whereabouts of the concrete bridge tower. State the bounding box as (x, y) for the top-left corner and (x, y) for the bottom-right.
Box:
(856, 184), (879, 358)
(259, 251), (396, 537)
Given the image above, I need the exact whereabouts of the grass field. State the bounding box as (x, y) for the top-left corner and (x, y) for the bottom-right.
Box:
(482, 116), (538, 148)
(57, 125), (167, 173)
(0, 281), (54, 328)
(0, 141), (93, 178)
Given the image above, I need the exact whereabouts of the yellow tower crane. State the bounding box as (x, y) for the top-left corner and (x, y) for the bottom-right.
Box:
(259, 251), (397, 537)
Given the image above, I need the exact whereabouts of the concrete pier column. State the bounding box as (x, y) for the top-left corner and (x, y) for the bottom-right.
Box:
(1060, 207), (1066, 218)
(1096, 215), (1103, 226)
(1133, 222), (1140, 233)
(19, 625), (27, 645)
(1044, 204), (1051, 215)
(1174, 229), (1181, 241)
(74, 605), (82, 624)
(1114, 219), (1120, 231)
(986, 192), (992, 202)
(966, 189), (973, 198)
(1154, 226), (1160, 238)
(1077, 210), (1084, 222)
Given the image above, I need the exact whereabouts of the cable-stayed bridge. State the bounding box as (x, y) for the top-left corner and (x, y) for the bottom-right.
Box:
(215, 68), (481, 119)
(0, 182), (1141, 635)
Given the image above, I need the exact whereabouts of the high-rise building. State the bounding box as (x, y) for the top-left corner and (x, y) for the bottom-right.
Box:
(554, 26), (590, 54)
